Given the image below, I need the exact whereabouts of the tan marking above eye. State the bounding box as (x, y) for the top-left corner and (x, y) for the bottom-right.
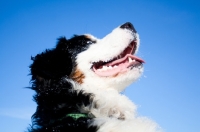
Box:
(84, 34), (92, 39)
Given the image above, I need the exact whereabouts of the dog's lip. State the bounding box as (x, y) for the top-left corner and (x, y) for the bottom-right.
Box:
(92, 40), (145, 77)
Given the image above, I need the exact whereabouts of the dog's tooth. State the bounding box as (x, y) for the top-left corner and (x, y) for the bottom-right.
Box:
(97, 69), (102, 71)
(133, 59), (136, 62)
(102, 66), (108, 71)
(128, 57), (131, 62)
(128, 57), (133, 63)
(113, 65), (118, 68)
(108, 66), (112, 69)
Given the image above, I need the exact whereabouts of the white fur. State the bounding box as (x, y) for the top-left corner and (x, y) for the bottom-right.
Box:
(72, 25), (162, 132)
(71, 81), (162, 132)
(92, 117), (162, 132)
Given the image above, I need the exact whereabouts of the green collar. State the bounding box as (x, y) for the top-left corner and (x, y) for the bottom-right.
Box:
(66, 113), (89, 120)
(49, 113), (90, 125)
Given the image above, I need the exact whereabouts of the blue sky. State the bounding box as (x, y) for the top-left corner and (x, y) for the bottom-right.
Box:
(0, 0), (200, 131)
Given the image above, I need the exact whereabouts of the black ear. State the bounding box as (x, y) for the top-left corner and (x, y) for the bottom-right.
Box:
(30, 37), (73, 81)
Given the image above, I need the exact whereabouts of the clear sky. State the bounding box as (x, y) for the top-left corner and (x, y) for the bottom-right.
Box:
(0, 0), (200, 131)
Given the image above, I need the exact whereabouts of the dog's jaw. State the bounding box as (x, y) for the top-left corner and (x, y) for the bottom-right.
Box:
(92, 44), (144, 77)
(76, 24), (144, 92)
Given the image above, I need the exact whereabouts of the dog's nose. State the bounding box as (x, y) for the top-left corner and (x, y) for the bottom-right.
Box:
(120, 22), (137, 33)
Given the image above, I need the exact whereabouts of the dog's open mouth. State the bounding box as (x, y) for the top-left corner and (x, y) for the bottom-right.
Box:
(92, 40), (145, 77)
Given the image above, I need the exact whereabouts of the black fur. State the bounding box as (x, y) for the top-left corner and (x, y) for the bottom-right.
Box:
(29, 35), (98, 132)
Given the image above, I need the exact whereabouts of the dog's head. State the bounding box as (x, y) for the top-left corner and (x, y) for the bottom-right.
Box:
(30, 22), (144, 92)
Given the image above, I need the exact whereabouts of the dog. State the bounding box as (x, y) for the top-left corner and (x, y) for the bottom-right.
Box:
(28, 22), (162, 132)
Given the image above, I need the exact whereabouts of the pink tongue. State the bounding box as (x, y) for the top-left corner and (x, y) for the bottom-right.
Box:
(93, 63), (128, 76)
(93, 54), (144, 77)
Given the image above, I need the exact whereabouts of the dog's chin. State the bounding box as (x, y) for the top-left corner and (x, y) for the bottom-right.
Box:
(102, 66), (144, 92)
(82, 65), (144, 92)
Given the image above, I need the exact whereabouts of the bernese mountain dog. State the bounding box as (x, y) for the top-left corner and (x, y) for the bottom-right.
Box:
(28, 22), (162, 132)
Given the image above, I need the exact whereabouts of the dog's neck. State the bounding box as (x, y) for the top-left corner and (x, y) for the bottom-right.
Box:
(69, 81), (137, 120)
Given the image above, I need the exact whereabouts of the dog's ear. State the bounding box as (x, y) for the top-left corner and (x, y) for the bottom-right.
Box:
(30, 37), (73, 81)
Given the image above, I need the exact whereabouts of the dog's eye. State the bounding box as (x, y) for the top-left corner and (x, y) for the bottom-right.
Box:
(86, 40), (93, 44)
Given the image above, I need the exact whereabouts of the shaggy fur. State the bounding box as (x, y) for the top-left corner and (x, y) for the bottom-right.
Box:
(28, 22), (162, 132)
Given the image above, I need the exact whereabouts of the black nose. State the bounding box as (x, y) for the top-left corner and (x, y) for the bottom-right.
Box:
(120, 22), (137, 33)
